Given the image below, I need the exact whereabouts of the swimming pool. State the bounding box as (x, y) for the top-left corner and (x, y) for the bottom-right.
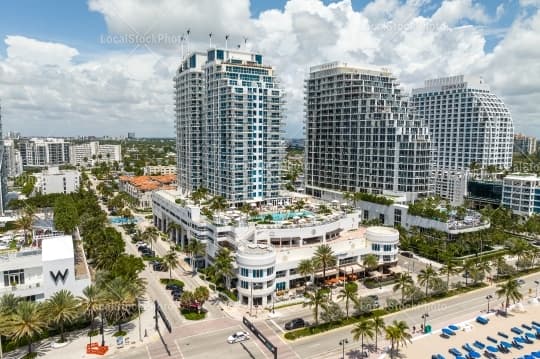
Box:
(109, 216), (139, 225)
(253, 210), (313, 222)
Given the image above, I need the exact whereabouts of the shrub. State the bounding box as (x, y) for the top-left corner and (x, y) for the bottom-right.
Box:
(87, 329), (99, 337)
(113, 330), (127, 337)
(181, 308), (206, 320)
(159, 278), (185, 288)
(217, 287), (238, 301)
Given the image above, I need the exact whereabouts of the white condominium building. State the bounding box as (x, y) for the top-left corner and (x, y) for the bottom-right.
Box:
(304, 62), (432, 203)
(175, 49), (284, 203)
(411, 75), (514, 204)
(19, 138), (70, 167)
(69, 141), (121, 166)
(501, 174), (540, 216)
(34, 167), (80, 195)
(3, 139), (23, 177)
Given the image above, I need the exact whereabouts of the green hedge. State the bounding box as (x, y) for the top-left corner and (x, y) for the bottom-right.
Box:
(217, 287), (238, 301)
(364, 276), (397, 289)
(181, 309), (206, 320)
(160, 278), (185, 287)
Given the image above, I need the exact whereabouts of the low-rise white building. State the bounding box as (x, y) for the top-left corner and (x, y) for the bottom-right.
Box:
(143, 165), (177, 176)
(152, 189), (400, 308)
(69, 141), (121, 166)
(0, 234), (90, 301)
(502, 174), (540, 216)
(34, 167), (80, 195)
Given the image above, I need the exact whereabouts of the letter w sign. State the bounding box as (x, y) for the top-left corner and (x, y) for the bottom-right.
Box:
(50, 269), (69, 285)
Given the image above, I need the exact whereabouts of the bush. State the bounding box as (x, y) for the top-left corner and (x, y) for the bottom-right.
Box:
(87, 329), (99, 337)
(21, 353), (38, 359)
(113, 330), (127, 337)
(181, 308), (206, 320)
(160, 278), (185, 288)
(217, 287), (238, 301)
(364, 277), (397, 289)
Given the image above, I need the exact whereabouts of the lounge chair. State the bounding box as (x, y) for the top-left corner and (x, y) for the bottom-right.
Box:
(498, 331), (509, 338)
(487, 336), (498, 343)
(522, 324), (533, 331)
(462, 343), (474, 352)
(476, 316), (489, 325)
(532, 321), (540, 327)
(449, 347), (462, 356)
(473, 340), (485, 350)
(511, 340), (523, 349)
(512, 327), (524, 335)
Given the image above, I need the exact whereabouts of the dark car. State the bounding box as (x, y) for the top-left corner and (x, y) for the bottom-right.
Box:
(172, 292), (182, 301)
(166, 284), (183, 291)
(285, 318), (307, 330)
(153, 263), (167, 271)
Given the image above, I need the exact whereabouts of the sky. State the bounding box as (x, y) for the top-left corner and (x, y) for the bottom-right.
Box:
(0, 0), (539, 138)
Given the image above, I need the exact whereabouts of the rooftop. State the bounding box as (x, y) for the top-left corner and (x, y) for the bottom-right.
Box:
(41, 235), (74, 261)
(120, 174), (176, 191)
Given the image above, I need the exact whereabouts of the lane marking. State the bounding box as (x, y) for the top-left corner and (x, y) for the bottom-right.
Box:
(268, 319), (285, 334)
(174, 339), (185, 359)
(145, 344), (152, 359)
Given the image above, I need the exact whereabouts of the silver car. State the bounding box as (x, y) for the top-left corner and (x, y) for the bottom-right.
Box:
(227, 331), (250, 344)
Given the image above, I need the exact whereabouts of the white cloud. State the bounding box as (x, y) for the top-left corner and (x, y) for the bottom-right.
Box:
(0, 0), (539, 139)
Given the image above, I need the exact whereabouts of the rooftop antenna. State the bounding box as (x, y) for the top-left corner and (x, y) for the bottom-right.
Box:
(186, 28), (191, 54)
(225, 34), (230, 50)
(243, 36), (248, 49)
(209, 32), (213, 48)
(180, 34), (185, 61)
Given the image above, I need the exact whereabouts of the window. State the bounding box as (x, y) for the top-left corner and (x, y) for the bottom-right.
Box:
(4, 269), (24, 286)
(253, 269), (264, 278)
(371, 243), (380, 251)
(383, 244), (393, 252)
(267, 280), (274, 287)
(240, 268), (249, 277)
(266, 267), (274, 276)
(253, 282), (263, 290)
(276, 270), (286, 278)
(276, 282), (286, 290)
(289, 268), (297, 275)
(240, 280), (249, 289)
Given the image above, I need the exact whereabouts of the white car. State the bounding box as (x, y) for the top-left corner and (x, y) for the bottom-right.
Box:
(227, 331), (250, 344)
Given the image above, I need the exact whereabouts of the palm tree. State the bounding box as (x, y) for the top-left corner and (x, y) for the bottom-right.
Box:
(496, 279), (523, 314)
(45, 289), (81, 342)
(101, 277), (144, 332)
(385, 320), (412, 358)
(163, 248), (179, 279)
(0, 293), (20, 315)
(143, 226), (159, 251)
(5, 300), (47, 356)
(351, 319), (374, 353)
(297, 259), (316, 290)
(303, 288), (328, 325)
(417, 266), (437, 296)
(337, 282), (358, 319)
(187, 239), (206, 274)
(213, 247), (235, 287)
(362, 254), (379, 279)
(439, 259), (461, 290)
(193, 286), (210, 314)
(16, 209), (35, 245)
(167, 222), (182, 243)
(393, 273), (414, 305)
(209, 195), (228, 214)
(313, 244), (337, 285)
(78, 285), (102, 343)
(190, 187), (209, 205)
(372, 315), (385, 352)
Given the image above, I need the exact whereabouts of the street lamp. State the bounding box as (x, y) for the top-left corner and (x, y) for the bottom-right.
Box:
(339, 338), (348, 359)
(535, 280), (539, 298)
(100, 311), (106, 347)
(421, 313), (429, 333)
(486, 294), (493, 313)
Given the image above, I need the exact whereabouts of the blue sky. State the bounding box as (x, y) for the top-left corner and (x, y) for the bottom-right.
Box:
(0, 0), (538, 137)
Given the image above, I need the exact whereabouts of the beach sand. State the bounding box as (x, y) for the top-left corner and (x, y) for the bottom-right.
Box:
(401, 299), (540, 358)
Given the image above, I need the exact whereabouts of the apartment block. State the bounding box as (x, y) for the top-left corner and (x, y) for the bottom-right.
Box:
(514, 133), (537, 155)
(19, 138), (70, 167)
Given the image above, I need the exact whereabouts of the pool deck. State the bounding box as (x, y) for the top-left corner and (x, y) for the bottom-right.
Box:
(401, 300), (540, 358)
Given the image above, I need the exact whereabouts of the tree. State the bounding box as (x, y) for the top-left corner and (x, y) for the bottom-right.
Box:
(313, 244), (337, 285)
(190, 187), (209, 205)
(4, 300), (47, 356)
(393, 273), (414, 305)
(372, 315), (385, 352)
(385, 320), (412, 358)
(362, 254), (379, 279)
(439, 258), (461, 290)
(209, 195), (228, 214)
(417, 266), (438, 296)
(143, 226), (159, 251)
(180, 291), (195, 309)
(303, 288), (328, 325)
(45, 289), (81, 342)
(16, 205), (36, 245)
(78, 285), (102, 343)
(101, 277), (143, 332)
(297, 259), (316, 291)
(337, 282), (358, 319)
(187, 239), (206, 274)
(193, 286), (210, 314)
(163, 248), (179, 280)
(351, 319), (374, 353)
(496, 279), (523, 314)
(213, 248), (234, 287)
(320, 302), (344, 323)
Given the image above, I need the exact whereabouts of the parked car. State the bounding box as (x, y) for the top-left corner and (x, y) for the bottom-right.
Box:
(153, 263), (167, 272)
(516, 279), (525, 286)
(227, 331), (250, 344)
(172, 292), (182, 301)
(285, 318), (307, 330)
(167, 284), (183, 292)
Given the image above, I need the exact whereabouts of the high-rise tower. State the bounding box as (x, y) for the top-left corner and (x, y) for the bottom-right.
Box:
(304, 63), (432, 202)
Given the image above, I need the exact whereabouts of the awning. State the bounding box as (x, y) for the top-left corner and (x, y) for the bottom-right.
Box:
(340, 264), (363, 273)
(390, 266), (406, 274)
(314, 268), (339, 278)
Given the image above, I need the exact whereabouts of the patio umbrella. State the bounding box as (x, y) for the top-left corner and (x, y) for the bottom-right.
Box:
(500, 341), (512, 348)
(526, 332), (536, 340)
(486, 346), (499, 353)
(524, 355), (534, 359)
(515, 336), (525, 343)
(532, 352), (540, 358)
(468, 351), (481, 358)
(449, 324), (459, 331)
(442, 328), (455, 336)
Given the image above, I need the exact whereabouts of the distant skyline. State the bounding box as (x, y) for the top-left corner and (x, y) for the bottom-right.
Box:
(0, 0), (539, 138)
